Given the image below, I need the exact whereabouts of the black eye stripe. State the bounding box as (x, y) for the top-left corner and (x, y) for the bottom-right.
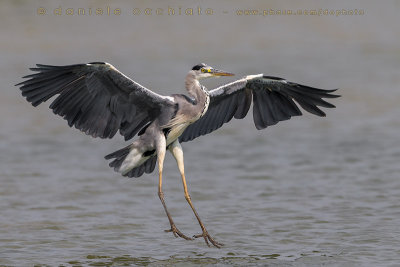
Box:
(192, 63), (207, 71)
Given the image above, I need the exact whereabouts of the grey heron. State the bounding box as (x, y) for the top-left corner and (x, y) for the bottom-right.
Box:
(17, 62), (339, 248)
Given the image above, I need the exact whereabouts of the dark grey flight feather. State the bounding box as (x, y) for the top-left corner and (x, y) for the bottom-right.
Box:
(16, 62), (174, 140)
(179, 75), (339, 142)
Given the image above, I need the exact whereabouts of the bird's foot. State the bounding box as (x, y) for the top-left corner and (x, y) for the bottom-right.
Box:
(194, 230), (223, 248)
(165, 224), (193, 240)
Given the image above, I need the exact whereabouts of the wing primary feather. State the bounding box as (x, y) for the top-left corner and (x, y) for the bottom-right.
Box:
(268, 91), (291, 121)
(23, 75), (79, 105)
(234, 89), (252, 119)
(252, 90), (266, 129)
(290, 83), (339, 94)
(285, 87), (337, 108)
(50, 84), (81, 115)
(259, 90), (278, 126)
(19, 71), (73, 89)
(272, 92), (298, 118)
(293, 98), (326, 117)
(222, 94), (238, 124)
(54, 84), (86, 117)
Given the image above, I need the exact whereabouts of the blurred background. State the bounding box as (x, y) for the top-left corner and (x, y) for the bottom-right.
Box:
(1, 0), (399, 266)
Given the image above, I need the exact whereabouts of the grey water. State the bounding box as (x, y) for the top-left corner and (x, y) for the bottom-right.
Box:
(1, 0), (400, 266)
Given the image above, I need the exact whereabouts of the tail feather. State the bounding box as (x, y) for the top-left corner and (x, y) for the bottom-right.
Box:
(105, 143), (129, 157)
(125, 156), (157, 178)
(105, 145), (157, 178)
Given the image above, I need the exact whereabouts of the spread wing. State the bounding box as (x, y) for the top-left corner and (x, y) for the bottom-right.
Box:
(16, 62), (174, 140)
(179, 74), (339, 143)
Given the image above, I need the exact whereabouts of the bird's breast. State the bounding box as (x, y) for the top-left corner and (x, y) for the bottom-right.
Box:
(163, 92), (210, 145)
(165, 122), (190, 146)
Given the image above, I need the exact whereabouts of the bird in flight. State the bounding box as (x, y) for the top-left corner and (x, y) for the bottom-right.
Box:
(17, 62), (339, 248)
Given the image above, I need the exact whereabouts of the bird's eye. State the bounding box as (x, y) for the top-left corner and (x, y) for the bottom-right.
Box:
(201, 68), (207, 73)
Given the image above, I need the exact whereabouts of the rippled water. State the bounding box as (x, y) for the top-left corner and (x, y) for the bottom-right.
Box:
(1, 0), (400, 266)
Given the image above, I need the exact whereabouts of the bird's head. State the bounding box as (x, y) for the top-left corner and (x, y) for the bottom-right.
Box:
(191, 63), (234, 80)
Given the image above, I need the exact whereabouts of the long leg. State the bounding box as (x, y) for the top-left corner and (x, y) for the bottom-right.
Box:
(169, 140), (223, 248)
(156, 135), (192, 240)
